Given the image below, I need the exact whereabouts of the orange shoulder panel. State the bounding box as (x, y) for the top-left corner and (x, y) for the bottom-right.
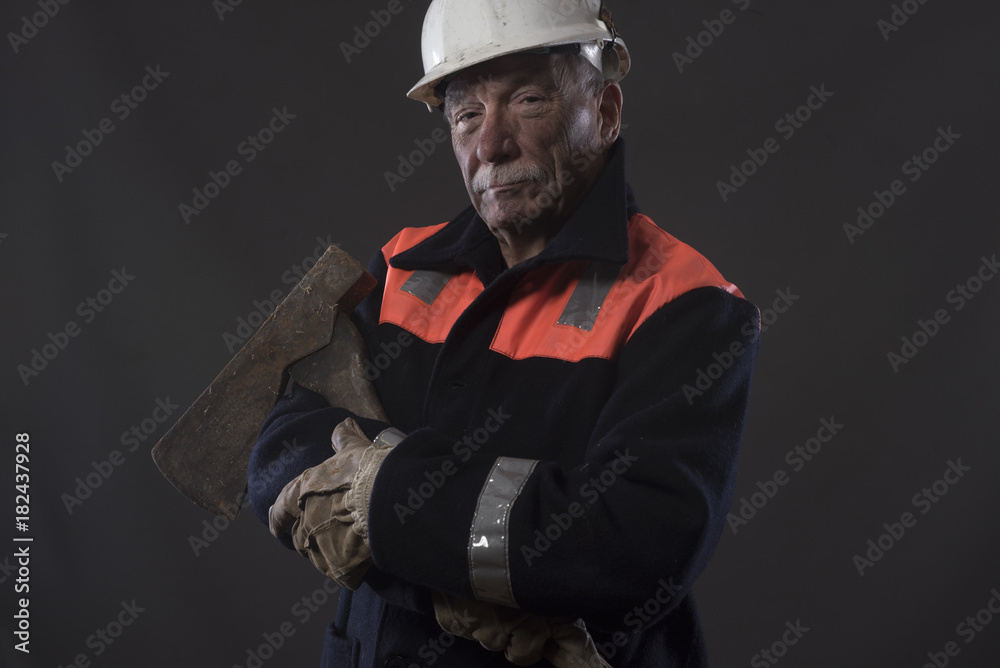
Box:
(379, 223), (449, 260)
(378, 216), (743, 360)
(378, 223), (485, 344)
(489, 215), (743, 361)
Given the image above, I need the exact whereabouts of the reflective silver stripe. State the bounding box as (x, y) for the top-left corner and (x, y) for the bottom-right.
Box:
(468, 457), (538, 607)
(556, 262), (622, 331)
(373, 427), (406, 448)
(399, 269), (453, 305)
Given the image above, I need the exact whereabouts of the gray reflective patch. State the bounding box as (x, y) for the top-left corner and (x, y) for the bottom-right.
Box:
(557, 262), (622, 331)
(399, 269), (454, 305)
(468, 457), (538, 607)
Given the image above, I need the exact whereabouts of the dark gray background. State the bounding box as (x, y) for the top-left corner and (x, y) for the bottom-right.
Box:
(2, 1), (999, 666)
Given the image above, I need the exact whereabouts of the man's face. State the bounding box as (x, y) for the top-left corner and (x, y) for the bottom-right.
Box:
(444, 53), (614, 242)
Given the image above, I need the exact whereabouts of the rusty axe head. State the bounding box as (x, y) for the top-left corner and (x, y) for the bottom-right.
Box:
(151, 246), (386, 519)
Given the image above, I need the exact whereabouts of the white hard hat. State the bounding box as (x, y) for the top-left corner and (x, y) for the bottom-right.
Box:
(407, 0), (630, 110)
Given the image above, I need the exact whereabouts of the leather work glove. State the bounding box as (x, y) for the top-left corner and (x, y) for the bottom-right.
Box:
(432, 591), (613, 668)
(268, 418), (404, 589)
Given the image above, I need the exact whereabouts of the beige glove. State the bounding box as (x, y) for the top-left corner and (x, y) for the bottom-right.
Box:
(433, 591), (613, 668)
(268, 418), (402, 589)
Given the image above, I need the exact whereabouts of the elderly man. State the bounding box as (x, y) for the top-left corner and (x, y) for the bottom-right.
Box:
(249, 1), (759, 666)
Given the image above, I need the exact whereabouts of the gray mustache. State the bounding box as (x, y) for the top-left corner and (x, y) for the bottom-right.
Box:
(471, 165), (547, 193)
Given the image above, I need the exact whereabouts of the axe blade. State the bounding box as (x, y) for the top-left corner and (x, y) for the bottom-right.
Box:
(151, 246), (376, 519)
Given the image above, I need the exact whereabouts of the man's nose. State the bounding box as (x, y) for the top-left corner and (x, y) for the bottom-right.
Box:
(476, 108), (519, 164)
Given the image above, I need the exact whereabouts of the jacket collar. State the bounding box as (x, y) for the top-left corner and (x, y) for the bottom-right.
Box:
(390, 138), (639, 283)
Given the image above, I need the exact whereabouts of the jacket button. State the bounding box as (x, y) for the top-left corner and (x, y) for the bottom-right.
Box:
(384, 657), (407, 668)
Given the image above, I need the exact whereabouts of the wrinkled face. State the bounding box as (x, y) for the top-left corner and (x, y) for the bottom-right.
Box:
(443, 53), (611, 239)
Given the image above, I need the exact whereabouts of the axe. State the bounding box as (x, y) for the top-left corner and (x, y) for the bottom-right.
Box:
(151, 246), (387, 520)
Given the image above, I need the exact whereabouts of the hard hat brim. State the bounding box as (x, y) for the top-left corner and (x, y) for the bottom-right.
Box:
(407, 36), (630, 111)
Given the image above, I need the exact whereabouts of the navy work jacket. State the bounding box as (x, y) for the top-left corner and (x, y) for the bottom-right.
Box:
(249, 140), (760, 667)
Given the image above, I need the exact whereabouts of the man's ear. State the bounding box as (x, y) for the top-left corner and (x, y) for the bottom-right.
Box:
(597, 81), (623, 146)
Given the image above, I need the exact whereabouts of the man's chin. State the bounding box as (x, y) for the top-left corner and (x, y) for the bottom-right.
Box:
(480, 213), (528, 237)
(477, 197), (550, 231)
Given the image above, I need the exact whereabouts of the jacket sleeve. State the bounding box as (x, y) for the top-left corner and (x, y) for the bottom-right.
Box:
(366, 286), (759, 632)
(246, 382), (390, 549)
(246, 251), (434, 615)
